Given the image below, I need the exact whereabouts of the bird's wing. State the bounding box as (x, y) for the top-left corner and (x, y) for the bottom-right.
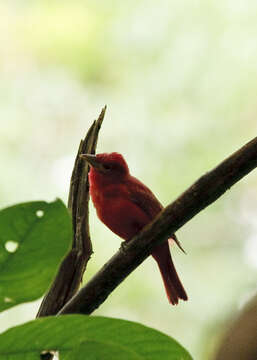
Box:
(127, 176), (163, 220)
(127, 176), (186, 253)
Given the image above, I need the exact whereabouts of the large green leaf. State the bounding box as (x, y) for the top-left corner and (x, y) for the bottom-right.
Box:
(0, 200), (72, 311)
(0, 315), (193, 359)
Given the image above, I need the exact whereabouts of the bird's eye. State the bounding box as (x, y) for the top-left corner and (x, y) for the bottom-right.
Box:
(103, 164), (112, 171)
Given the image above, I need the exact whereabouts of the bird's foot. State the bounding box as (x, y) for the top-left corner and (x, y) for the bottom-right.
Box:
(120, 241), (129, 254)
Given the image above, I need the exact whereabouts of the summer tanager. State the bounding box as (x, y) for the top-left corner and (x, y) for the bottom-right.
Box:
(81, 152), (187, 305)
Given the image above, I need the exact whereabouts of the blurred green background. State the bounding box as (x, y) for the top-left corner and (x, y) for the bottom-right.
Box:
(0, 0), (256, 359)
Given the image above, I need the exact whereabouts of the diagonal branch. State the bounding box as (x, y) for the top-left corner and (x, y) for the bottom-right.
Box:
(58, 136), (257, 315)
(215, 294), (257, 360)
(36, 106), (106, 318)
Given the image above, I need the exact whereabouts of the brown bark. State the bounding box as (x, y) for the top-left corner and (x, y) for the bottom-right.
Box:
(37, 106), (106, 317)
(57, 137), (257, 315)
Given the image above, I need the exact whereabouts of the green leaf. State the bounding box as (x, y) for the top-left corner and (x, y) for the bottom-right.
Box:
(0, 200), (72, 312)
(0, 315), (193, 359)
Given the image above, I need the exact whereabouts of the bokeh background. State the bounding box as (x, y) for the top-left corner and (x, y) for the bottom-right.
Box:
(1, 1), (257, 359)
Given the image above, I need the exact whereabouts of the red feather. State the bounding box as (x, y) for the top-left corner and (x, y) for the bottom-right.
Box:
(88, 152), (187, 304)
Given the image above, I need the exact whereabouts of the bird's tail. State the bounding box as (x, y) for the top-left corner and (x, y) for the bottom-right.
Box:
(152, 241), (188, 305)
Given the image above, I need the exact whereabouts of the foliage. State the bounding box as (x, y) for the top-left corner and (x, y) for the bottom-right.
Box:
(1, 1), (257, 358)
(0, 200), (192, 359)
(0, 315), (192, 359)
(0, 200), (71, 312)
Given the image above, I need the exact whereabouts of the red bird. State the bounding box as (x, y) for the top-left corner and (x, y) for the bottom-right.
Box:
(81, 152), (188, 305)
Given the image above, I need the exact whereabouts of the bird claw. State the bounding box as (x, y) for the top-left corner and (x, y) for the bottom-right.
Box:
(120, 241), (129, 253)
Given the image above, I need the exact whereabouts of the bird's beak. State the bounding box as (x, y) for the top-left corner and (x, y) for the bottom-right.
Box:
(80, 154), (103, 171)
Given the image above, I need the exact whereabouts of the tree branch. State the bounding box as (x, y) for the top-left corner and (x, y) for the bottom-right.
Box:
(58, 137), (257, 315)
(215, 295), (257, 360)
(36, 106), (106, 317)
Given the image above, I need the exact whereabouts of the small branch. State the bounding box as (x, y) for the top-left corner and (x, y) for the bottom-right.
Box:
(58, 137), (257, 315)
(36, 107), (106, 317)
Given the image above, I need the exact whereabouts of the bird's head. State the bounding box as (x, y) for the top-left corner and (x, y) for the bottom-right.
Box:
(80, 152), (129, 180)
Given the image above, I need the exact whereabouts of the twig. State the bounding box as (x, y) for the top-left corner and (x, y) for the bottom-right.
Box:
(57, 137), (257, 315)
(36, 106), (106, 317)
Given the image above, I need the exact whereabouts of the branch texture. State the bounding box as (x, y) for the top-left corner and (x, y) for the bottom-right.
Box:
(59, 137), (257, 315)
(37, 106), (106, 317)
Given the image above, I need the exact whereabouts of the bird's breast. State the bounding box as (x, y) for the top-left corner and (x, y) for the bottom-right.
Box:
(90, 183), (149, 241)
